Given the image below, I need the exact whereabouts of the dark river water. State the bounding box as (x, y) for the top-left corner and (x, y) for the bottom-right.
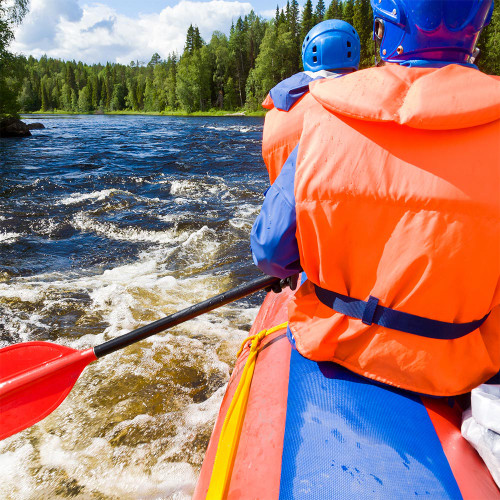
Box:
(0, 114), (268, 499)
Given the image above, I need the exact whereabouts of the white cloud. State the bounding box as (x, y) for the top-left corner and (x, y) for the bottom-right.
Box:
(11, 0), (253, 64)
(13, 0), (83, 49)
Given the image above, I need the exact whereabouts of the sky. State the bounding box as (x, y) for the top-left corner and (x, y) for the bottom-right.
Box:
(10, 0), (294, 65)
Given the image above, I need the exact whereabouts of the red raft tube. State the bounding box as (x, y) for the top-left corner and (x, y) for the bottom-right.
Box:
(194, 286), (500, 500)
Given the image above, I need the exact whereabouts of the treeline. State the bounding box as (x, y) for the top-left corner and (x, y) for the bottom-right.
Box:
(5, 0), (500, 116)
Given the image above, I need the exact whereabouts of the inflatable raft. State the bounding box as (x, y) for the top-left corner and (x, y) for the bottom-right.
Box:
(194, 286), (500, 499)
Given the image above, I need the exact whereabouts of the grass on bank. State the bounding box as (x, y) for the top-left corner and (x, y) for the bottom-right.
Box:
(22, 108), (267, 118)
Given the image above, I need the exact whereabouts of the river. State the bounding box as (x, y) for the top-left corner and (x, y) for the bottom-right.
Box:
(0, 114), (268, 499)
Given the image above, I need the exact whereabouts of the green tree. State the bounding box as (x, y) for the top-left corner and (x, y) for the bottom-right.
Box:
(0, 0), (30, 117)
(164, 54), (177, 109)
(314, 0), (326, 23)
(209, 31), (232, 108)
(143, 77), (155, 111)
(40, 76), (50, 111)
(71, 88), (78, 111)
(60, 83), (72, 111)
(110, 83), (126, 110)
(148, 53), (162, 67)
(78, 85), (92, 112)
(90, 74), (100, 109)
(246, 20), (294, 109)
(229, 17), (249, 107)
(18, 77), (38, 111)
(325, 0), (342, 20)
(353, 0), (373, 67)
(125, 78), (138, 110)
(185, 25), (204, 54)
(287, 0), (301, 72)
(343, 0), (355, 25)
(301, 0), (315, 41)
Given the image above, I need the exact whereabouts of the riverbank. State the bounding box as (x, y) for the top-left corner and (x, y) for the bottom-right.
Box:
(23, 109), (267, 118)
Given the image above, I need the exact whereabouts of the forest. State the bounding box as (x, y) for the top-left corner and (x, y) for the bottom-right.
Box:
(1, 0), (499, 116)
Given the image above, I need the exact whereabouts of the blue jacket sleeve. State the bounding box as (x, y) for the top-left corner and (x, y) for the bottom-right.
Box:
(251, 145), (302, 279)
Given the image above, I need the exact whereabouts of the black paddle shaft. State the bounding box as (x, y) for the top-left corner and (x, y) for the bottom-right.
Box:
(93, 274), (281, 358)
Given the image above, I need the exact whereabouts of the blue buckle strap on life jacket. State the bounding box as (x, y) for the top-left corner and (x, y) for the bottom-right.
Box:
(314, 284), (489, 340)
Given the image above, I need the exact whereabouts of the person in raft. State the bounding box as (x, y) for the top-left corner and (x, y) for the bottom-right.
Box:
(251, 0), (500, 398)
(261, 20), (360, 185)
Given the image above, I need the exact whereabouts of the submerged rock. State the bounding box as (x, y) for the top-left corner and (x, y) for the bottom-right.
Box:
(0, 118), (32, 138)
(27, 122), (45, 130)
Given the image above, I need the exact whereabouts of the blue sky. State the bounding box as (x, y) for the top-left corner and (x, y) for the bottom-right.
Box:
(11, 0), (294, 64)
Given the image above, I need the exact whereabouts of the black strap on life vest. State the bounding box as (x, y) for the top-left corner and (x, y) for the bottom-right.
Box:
(314, 284), (489, 340)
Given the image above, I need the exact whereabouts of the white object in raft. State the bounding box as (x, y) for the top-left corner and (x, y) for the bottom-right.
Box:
(461, 384), (500, 488)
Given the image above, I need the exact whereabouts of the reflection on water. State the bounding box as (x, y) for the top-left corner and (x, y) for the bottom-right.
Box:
(0, 114), (267, 499)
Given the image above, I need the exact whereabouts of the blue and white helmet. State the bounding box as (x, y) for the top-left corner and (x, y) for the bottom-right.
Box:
(371, 0), (495, 64)
(302, 20), (361, 72)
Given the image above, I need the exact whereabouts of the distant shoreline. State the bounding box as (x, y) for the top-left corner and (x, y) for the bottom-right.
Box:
(21, 110), (267, 118)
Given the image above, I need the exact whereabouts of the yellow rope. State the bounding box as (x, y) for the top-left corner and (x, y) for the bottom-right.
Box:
(206, 321), (288, 500)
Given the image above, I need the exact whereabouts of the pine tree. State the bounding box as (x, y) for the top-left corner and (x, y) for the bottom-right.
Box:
(229, 17), (250, 107)
(148, 53), (162, 67)
(343, 0), (355, 25)
(66, 63), (77, 92)
(301, 0), (315, 41)
(194, 27), (204, 51)
(279, 9), (286, 26)
(185, 25), (195, 54)
(289, 0), (301, 72)
(91, 74), (100, 109)
(40, 78), (49, 111)
(314, 0), (326, 23)
(353, 0), (372, 67)
(325, 0), (342, 20)
(165, 54), (177, 109)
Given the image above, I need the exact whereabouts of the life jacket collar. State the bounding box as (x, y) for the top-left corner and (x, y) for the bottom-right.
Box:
(309, 64), (500, 130)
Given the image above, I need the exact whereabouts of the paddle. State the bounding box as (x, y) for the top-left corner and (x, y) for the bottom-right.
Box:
(0, 274), (280, 441)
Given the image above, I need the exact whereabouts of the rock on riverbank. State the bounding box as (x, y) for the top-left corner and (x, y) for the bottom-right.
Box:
(27, 122), (45, 130)
(0, 118), (32, 137)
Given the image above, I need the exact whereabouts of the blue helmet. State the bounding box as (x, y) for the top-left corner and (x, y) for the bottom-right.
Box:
(371, 0), (494, 64)
(302, 20), (361, 72)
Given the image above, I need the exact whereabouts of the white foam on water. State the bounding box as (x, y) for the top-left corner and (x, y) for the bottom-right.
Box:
(58, 188), (120, 205)
(156, 213), (176, 223)
(31, 433), (197, 499)
(72, 212), (183, 244)
(58, 189), (162, 206)
(203, 125), (258, 133)
(0, 284), (44, 303)
(170, 178), (225, 197)
(230, 203), (261, 231)
(0, 443), (37, 499)
(31, 217), (62, 236)
(0, 231), (21, 243)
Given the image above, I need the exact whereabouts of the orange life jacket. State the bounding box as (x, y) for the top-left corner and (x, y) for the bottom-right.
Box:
(262, 93), (315, 184)
(289, 64), (500, 396)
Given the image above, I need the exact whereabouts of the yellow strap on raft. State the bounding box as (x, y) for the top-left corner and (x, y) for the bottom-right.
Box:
(206, 321), (288, 500)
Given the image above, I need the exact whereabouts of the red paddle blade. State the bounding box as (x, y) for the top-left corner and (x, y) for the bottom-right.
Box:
(0, 342), (97, 440)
